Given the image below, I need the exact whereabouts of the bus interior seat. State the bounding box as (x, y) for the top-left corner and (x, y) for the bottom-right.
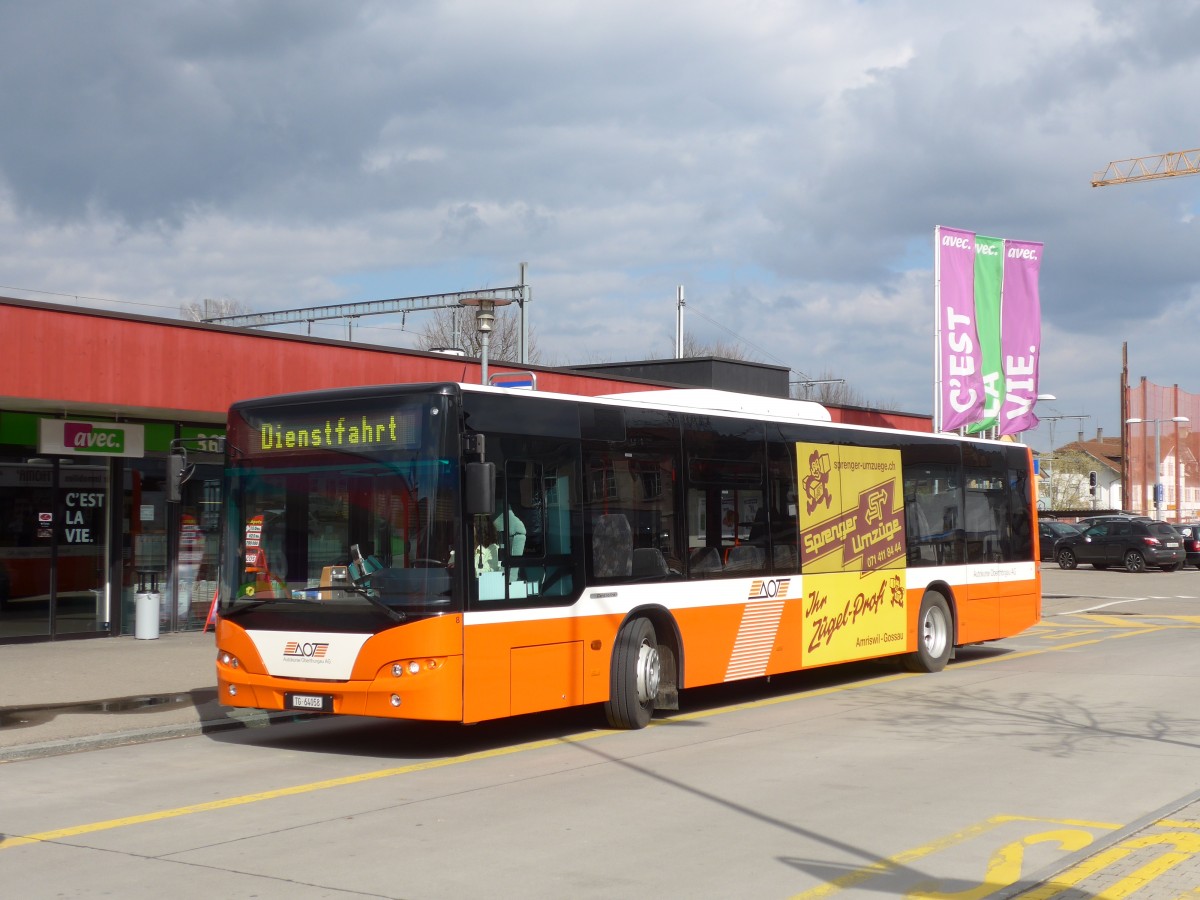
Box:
(689, 546), (723, 574)
(725, 544), (765, 571)
(593, 513), (633, 577)
(631, 547), (669, 578)
(773, 544), (797, 571)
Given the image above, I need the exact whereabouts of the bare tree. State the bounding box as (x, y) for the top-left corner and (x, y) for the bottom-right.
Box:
(678, 333), (754, 360)
(416, 306), (540, 364)
(1041, 449), (1096, 511)
(180, 298), (250, 322)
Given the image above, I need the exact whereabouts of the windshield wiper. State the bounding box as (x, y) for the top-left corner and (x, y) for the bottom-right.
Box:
(221, 593), (324, 618)
(346, 584), (406, 622)
(223, 586), (405, 622)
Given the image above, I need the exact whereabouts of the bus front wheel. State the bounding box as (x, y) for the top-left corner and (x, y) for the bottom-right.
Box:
(903, 592), (953, 673)
(605, 617), (660, 729)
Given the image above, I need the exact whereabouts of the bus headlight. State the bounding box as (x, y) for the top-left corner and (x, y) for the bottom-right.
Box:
(391, 658), (441, 677)
(219, 651), (240, 669)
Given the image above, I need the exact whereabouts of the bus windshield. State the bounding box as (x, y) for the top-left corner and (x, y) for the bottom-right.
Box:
(219, 391), (460, 628)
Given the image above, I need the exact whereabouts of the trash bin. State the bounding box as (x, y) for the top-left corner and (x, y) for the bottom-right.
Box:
(135, 571), (160, 640)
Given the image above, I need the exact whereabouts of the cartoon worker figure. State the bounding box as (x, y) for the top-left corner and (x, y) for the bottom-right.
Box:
(803, 449), (833, 514)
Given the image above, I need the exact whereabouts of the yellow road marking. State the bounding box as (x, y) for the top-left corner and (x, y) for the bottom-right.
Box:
(952, 626), (1167, 670)
(1019, 831), (1200, 899)
(904, 829), (1097, 900)
(0, 728), (617, 851)
(1084, 614), (1165, 628)
(0, 624), (1169, 853)
(790, 816), (1117, 900)
(789, 814), (1200, 899)
(1065, 614), (1200, 627)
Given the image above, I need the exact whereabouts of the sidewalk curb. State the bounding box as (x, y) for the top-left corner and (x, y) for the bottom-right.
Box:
(0, 709), (309, 763)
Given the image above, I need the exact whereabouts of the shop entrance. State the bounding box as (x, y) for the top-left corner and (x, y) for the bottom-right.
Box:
(118, 454), (220, 634)
(0, 457), (111, 640)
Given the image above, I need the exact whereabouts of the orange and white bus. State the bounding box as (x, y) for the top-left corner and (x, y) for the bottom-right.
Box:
(215, 382), (1040, 729)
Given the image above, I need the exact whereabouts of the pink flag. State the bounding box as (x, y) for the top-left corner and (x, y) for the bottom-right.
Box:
(936, 227), (983, 430)
(997, 240), (1043, 435)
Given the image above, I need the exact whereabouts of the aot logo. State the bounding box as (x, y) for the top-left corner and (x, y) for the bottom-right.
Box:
(748, 578), (791, 600)
(283, 641), (329, 659)
(63, 423), (125, 454)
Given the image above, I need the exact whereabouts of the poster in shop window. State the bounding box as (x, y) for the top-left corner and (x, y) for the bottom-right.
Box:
(796, 443), (909, 666)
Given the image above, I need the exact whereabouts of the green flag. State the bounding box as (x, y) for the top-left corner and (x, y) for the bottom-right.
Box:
(967, 235), (1004, 434)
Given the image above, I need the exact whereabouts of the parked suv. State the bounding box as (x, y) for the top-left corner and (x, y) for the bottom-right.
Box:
(1038, 520), (1081, 561)
(1074, 514), (1153, 530)
(1174, 523), (1200, 568)
(1054, 519), (1184, 572)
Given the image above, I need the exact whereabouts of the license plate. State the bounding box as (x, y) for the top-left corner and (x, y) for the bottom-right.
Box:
(286, 693), (331, 712)
(1167, 542), (1180, 548)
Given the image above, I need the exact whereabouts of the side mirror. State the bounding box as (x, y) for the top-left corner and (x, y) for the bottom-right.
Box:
(465, 462), (495, 516)
(167, 451), (193, 503)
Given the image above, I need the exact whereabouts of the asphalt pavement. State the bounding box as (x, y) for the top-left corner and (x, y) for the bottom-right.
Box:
(1, 566), (1195, 762)
(6, 570), (1200, 895)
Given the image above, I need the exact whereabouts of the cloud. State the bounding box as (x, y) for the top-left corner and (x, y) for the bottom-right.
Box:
(1, 0), (1199, 449)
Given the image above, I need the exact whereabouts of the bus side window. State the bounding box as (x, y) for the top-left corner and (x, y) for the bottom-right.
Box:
(684, 416), (767, 579)
(902, 461), (964, 567)
(963, 446), (1010, 563)
(1007, 447), (1034, 561)
(473, 441), (581, 605)
(767, 434), (799, 572)
(582, 442), (680, 582)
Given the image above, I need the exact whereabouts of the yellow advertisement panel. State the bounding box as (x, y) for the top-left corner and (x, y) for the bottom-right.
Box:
(802, 570), (909, 664)
(797, 443), (909, 665)
(797, 443), (906, 573)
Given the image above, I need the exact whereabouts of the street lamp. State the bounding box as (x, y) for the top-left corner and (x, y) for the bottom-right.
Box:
(459, 296), (513, 385)
(1125, 415), (1189, 520)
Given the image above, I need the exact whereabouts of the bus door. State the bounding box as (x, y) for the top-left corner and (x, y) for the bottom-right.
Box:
(463, 437), (583, 722)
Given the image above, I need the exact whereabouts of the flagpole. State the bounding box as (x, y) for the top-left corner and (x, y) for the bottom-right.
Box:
(933, 226), (943, 433)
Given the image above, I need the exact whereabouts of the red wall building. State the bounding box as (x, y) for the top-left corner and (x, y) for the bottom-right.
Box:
(0, 297), (929, 643)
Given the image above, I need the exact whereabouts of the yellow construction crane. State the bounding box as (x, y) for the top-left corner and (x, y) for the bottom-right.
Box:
(1092, 148), (1200, 186)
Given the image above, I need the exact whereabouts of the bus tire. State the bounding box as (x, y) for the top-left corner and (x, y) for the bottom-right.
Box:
(605, 617), (660, 729)
(903, 591), (953, 674)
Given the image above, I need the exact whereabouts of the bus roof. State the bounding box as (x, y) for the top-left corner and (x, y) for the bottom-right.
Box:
(599, 388), (831, 422)
(230, 381), (1024, 449)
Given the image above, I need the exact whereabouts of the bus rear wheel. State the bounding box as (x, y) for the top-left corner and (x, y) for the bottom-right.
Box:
(903, 592), (953, 673)
(605, 617), (660, 729)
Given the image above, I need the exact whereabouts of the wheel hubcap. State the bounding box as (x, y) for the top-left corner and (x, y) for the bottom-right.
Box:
(636, 640), (661, 704)
(923, 606), (948, 658)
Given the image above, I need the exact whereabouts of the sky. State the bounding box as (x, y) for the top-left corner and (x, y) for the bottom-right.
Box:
(2, 0), (1199, 454)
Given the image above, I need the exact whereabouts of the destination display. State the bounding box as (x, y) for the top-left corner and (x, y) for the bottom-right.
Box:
(250, 407), (422, 453)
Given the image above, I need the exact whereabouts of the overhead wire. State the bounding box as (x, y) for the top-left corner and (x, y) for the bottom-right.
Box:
(685, 304), (815, 384)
